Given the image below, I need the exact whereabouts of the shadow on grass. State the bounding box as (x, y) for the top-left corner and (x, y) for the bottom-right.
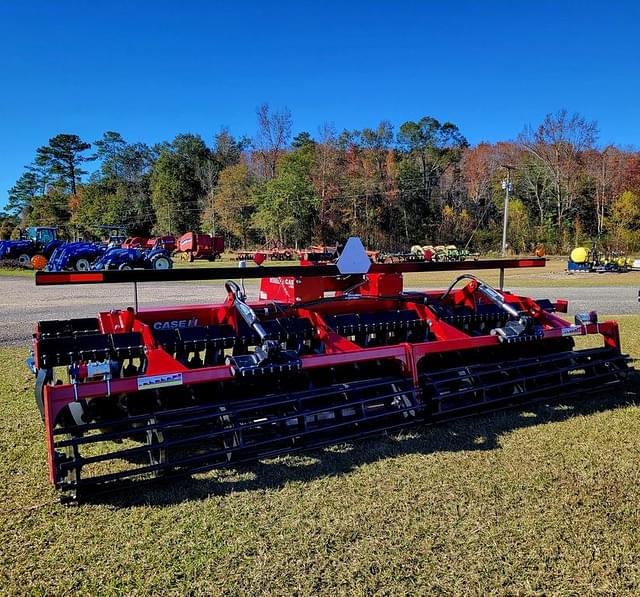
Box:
(93, 370), (640, 509)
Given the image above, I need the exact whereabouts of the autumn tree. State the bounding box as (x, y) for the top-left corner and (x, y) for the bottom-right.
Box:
(396, 116), (468, 243)
(253, 103), (292, 179)
(197, 129), (247, 235)
(335, 122), (400, 247)
(460, 143), (498, 207)
(311, 123), (343, 243)
(8, 110), (640, 254)
(252, 142), (319, 247)
(606, 191), (640, 250)
(212, 163), (255, 247)
(584, 146), (626, 235)
(515, 152), (554, 231)
(518, 110), (598, 245)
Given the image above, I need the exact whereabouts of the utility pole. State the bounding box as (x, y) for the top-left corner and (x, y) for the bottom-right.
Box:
(500, 164), (515, 256)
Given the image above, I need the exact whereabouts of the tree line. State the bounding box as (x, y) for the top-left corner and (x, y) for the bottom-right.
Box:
(3, 105), (640, 253)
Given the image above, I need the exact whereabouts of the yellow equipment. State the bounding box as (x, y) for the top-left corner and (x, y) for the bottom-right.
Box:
(570, 247), (588, 264)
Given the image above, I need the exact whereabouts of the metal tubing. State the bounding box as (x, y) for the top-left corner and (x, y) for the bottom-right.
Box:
(35, 258), (546, 286)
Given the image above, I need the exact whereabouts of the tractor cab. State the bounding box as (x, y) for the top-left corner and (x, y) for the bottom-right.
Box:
(95, 225), (127, 247)
(23, 227), (58, 248)
(0, 227), (62, 265)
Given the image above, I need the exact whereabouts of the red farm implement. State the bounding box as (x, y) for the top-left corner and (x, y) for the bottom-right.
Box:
(176, 232), (224, 261)
(31, 238), (629, 502)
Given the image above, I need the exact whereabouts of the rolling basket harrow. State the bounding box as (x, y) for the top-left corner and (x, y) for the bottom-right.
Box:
(30, 239), (630, 502)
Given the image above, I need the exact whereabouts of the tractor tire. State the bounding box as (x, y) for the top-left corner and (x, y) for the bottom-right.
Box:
(18, 253), (31, 267)
(151, 256), (172, 270)
(75, 258), (91, 271)
(118, 263), (133, 271)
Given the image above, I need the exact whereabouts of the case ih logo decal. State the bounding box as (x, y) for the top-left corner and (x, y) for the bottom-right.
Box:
(152, 318), (198, 330)
(137, 373), (183, 391)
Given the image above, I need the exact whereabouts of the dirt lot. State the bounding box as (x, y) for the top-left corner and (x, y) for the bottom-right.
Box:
(1, 272), (638, 348)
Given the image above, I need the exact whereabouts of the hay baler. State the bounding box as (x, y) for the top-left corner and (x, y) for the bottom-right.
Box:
(30, 239), (629, 502)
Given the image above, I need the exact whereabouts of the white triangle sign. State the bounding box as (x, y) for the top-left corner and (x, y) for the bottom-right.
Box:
(336, 237), (371, 275)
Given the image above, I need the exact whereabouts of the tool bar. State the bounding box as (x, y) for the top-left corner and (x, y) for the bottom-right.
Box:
(35, 258), (545, 286)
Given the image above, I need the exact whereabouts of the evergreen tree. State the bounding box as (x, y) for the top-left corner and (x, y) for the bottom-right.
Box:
(35, 134), (92, 194)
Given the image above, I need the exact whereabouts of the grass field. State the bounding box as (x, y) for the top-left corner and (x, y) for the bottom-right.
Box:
(1, 313), (639, 594)
(0, 267), (34, 277)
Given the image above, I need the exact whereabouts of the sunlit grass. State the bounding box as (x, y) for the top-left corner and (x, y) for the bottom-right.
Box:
(1, 314), (639, 593)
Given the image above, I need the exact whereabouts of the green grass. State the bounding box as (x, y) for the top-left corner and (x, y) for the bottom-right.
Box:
(0, 267), (34, 277)
(1, 316), (640, 593)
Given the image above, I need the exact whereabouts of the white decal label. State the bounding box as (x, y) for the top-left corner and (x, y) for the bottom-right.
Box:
(137, 372), (183, 391)
(561, 326), (583, 337)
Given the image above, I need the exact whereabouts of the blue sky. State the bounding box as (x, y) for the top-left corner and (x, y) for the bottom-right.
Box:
(1, 0), (639, 208)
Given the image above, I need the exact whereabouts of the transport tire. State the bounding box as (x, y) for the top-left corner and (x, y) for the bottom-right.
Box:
(118, 263), (133, 270)
(74, 258), (91, 271)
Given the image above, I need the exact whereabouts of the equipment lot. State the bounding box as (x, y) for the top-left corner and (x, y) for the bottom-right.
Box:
(1, 268), (639, 593)
(2, 268), (640, 347)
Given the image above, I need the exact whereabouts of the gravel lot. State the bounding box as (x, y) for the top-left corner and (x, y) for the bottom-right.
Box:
(1, 275), (637, 348)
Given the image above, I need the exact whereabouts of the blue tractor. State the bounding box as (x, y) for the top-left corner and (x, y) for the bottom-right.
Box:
(45, 241), (109, 272)
(91, 247), (173, 271)
(0, 227), (63, 267)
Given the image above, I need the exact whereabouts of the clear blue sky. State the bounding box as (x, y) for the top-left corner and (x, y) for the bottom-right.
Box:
(1, 0), (638, 208)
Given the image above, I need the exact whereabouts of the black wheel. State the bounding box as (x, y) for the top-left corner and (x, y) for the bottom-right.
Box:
(75, 258), (91, 271)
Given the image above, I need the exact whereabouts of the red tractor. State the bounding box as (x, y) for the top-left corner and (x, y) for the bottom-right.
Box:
(176, 232), (224, 261)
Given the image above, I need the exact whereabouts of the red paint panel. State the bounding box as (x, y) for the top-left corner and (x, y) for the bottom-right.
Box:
(36, 272), (104, 285)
